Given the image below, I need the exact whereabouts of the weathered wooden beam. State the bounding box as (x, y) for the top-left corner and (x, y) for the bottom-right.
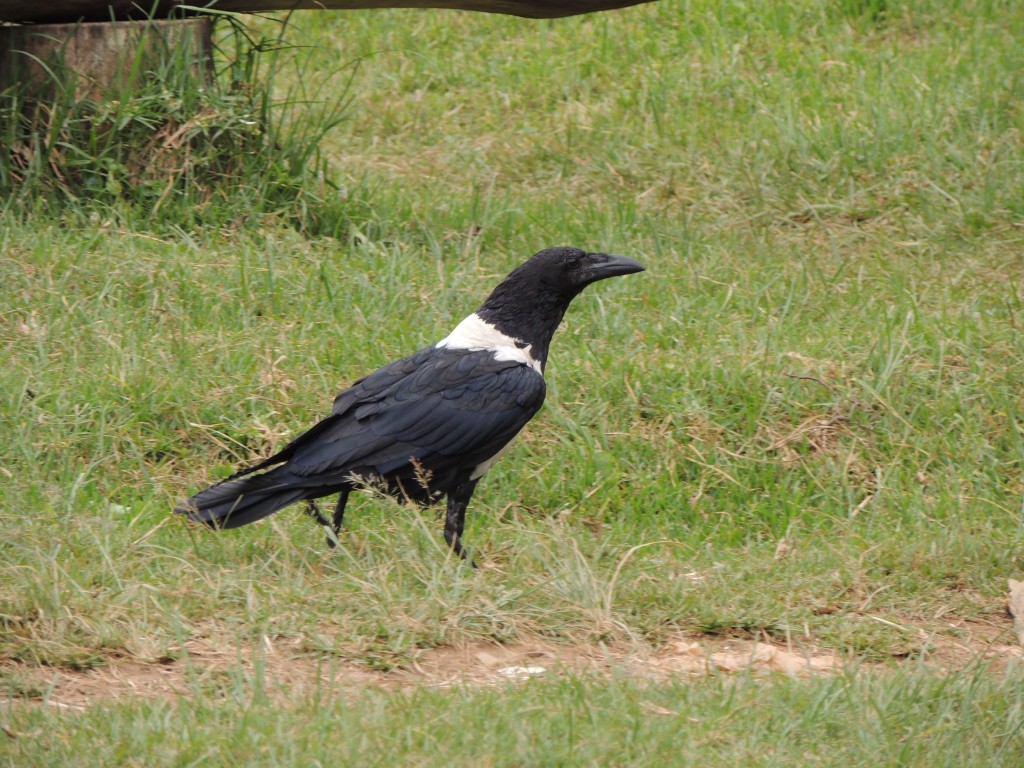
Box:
(0, 0), (652, 24)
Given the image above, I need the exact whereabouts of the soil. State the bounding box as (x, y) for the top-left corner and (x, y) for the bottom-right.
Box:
(3, 617), (1020, 710)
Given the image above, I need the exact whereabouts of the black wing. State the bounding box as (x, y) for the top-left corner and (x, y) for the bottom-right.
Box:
(290, 348), (546, 488)
(232, 346), (546, 494)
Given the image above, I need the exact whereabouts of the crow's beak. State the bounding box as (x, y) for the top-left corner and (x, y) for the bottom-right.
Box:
(586, 253), (646, 281)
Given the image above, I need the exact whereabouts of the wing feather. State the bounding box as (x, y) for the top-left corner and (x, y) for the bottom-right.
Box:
(284, 348), (545, 484)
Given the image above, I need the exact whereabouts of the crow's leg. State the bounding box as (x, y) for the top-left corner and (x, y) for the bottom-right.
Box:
(444, 478), (480, 567)
(304, 499), (331, 528)
(304, 488), (352, 548)
(326, 488), (351, 549)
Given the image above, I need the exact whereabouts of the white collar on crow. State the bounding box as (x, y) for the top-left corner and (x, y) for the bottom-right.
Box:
(435, 313), (542, 374)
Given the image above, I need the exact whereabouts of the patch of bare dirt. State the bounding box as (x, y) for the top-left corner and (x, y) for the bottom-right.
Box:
(4, 622), (1020, 710)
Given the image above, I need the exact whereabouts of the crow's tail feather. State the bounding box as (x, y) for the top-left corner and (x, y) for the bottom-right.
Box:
(175, 469), (309, 530)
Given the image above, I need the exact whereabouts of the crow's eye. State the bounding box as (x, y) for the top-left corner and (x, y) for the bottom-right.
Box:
(565, 255), (581, 270)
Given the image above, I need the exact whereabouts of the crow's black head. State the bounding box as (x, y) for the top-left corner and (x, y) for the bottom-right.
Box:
(475, 247), (645, 365)
(503, 247), (646, 300)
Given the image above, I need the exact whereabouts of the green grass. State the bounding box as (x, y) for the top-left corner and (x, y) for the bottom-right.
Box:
(0, 15), (353, 233)
(5, 665), (1024, 766)
(3, 0), (1024, 763)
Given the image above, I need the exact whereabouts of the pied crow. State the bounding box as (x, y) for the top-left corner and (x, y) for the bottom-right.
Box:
(175, 246), (644, 561)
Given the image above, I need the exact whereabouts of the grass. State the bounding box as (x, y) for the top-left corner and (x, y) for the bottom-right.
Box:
(0, 15), (353, 233)
(3, 0), (1024, 763)
(5, 665), (1024, 766)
